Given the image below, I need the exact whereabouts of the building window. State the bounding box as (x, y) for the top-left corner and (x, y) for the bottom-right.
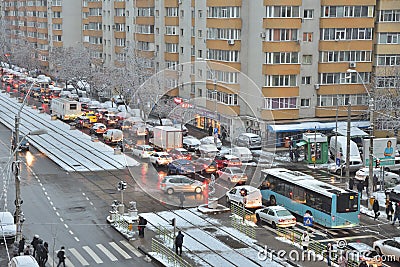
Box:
(198, 30), (202, 38)
(266, 6), (300, 18)
(300, 98), (310, 107)
(207, 6), (241, 18)
(319, 50), (372, 62)
(198, 50), (203, 58)
(317, 94), (367, 106)
(320, 28), (373, 41)
(302, 55), (312, 64)
(265, 52), (299, 64)
(265, 75), (297, 87)
(166, 7), (178, 17)
(115, 38), (126, 46)
(319, 72), (370, 85)
(198, 10), (203, 18)
(166, 26), (178, 35)
(378, 33), (400, 44)
(301, 76), (311, 85)
(378, 10), (400, 21)
(180, 29), (184, 36)
(303, 32), (313, 42)
(264, 97), (297, 110)
(207, 28), (241, 40)
(166, 43), (178, 53)
(207, 70), (239, 84)
(266, 29), (298, 41)
(207, 49), (239, 62)
(303, 9), (314, 19)
(323, 6), (373, 18)
(376, 55), (400, 66)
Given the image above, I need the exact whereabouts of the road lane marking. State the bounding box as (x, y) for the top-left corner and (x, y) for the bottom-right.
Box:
(96, 244), (118, 261)
(83, 246), (103, 264)
(64, 224), (68, 229)
(109, 241), (131, 259)
(69, 230), (74, 235)
(69, 248), (89, 266)
(74, 237), (80, 242)
(120, 240), (143, 257)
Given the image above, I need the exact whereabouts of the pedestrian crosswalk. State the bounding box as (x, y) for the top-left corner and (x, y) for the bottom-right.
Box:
(45, 240), (143, 266)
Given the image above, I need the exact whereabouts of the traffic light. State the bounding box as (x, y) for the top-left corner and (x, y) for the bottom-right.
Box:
(170, 218), (176, 227)
(375, 159), (380, 168)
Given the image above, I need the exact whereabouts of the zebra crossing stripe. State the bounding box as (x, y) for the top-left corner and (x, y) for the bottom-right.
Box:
(120, 240), (143, 258)
(109, 241), (132, 259)
(97, 244), (118, 261)
(83, 245), (103, 264)
(69, 248), (90, 266)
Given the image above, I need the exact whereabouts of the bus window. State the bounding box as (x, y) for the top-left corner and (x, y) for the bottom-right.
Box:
(336, 193), (358, 213)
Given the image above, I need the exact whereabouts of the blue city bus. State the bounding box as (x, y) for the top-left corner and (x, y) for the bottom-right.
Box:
(260, 168), (360, 228)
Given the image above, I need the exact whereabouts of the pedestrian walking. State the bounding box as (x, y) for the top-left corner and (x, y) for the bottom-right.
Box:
(349, 179), (354, 190)
(373, 174), (378, 192)
(326, 242), (332, 267)
(392, 202), (400, 225)
(357, 181), (364, 199)
(31, 234), (39, 258)
(40, 242), (49, 267)
(386, 198), (391, 220)
(178, 192), (185, 209)
(35, 239), (43, 264)
(373, 198), (380, 220)
(12, 241), (19, 258)
(301, 231), (310, 251)
(24, 245), (32, 255)
(389, 201), (395, 222)
(175, 231), (184, 256)
(208, 125), (213, 136)
(138, 216), (147, 238)
(56, 246), (66, 267)
(18, 237), (25, 255)
(289, 148), (294, 162)
(337, 252), (348, 267)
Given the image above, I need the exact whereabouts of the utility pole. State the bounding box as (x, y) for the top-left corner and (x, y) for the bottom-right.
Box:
(346, 101), (351, 180)
(368, 98), (375, 201)
(314, 126), (317, 169)
(14, 115), (21, 242)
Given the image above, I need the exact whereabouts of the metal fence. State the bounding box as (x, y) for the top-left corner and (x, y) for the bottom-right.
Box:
(151, 238), (192, 267)
(230, 203), (256, 238)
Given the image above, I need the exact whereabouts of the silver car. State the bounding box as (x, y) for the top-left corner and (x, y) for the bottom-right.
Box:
(160, 175), (206, 195)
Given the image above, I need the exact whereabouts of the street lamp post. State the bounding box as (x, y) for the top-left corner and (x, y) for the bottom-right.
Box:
(213, 79), (218, 147)
(346, 69), (374, 199)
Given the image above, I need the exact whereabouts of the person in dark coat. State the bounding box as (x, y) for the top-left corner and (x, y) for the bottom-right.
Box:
(18, 237), (25, 255)
(138, 216), (147, 238)
(388, 201), (395, 222)
(373, 174), (378, 192)
(31, 234), (39, 258)
(357, 181), (364, 199)
(175, 231), (184, 256)
(326, 242), (332, 267)
(208, 125), (213, 136)
(35, 239), (43, 264)
(392, 202), (400, 225)
(57, 246), (66, 267)
(349, 179), (354, 190)
(40, 242), (49, 267)
(373, 198), (380, 220)
(179, 192), (185, 209)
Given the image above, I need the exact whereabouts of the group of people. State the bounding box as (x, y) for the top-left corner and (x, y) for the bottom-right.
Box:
(386, 199), (400, 225)
(13, 234), (66, 267)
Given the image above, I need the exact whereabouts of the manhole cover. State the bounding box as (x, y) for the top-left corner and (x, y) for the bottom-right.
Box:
(203, 227), (218, 233)
(69, 206), (86, 212)
(215, 235), (247, 249)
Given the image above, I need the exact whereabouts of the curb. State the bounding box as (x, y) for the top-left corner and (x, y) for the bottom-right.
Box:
(137, 245), (165, 267)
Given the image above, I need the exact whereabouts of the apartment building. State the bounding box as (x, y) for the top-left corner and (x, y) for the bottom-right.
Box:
(2, 0), (398, 146)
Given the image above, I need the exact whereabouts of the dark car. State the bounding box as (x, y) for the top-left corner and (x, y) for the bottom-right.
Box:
(168, 159), (196, 175)
(12, 136), (29, 152)
(214, 154), (242, 169)
(169, 148), (192, 160)
(194, 158), (218, 174)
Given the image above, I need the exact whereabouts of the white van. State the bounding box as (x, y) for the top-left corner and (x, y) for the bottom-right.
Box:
(329, 136), (363, 173)
(226, 185), (262, 208)
(231, 146), (253, 162)
(103, 129), (123, 144)
(235, 133), (262, 150)
(8, 256), (39, 267)
(383, 157), (400, 172)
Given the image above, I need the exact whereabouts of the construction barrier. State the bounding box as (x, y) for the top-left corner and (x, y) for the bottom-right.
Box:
(151, 238), (192, 267)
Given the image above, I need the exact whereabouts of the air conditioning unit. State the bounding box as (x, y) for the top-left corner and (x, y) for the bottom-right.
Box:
(349, 62), (357, 68)
(260, 32), (266, 39)
(314, 84), (320, 90)
(227, 39), (235, 45)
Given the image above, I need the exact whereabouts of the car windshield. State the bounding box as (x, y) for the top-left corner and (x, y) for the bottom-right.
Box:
(160, 155), (169, 158)
(181, 151), (189, 155)
(230, 168), (244, 174)
(276, 210), (292, 217)
(144, 147), (153, 151)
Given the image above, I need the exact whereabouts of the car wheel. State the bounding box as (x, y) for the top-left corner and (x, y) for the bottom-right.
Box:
(270, 196), (276, 206)
(375, 247), (382, 255)
(167, 188), (174, 195)
(271, 221), (277, 229)
(195, 187), (202, 194)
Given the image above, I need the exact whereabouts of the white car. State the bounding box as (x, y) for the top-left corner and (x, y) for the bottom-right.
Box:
(217, 167), (247, 184)
(89, 123), (107, 135)
(183, 136), (201, 151)
(149, 152), (173, 166)
(131, 145), (155, 158)
(200, 136), (222, 149)
(226, 185), (262, 209)
(373, 237), (400, 261)
(8, 255), (39, 267)
(355, 167), (400, 184)
(255, 206), (296, 228)
(0, 212), (16, 239)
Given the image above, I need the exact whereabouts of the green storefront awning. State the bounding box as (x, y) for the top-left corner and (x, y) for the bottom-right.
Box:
(296, 140), (307, 147)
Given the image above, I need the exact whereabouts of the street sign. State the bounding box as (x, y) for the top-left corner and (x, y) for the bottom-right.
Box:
(214, 127), (218, 135)
(303, 215), (313, 226)
(336, 158), (341, 167)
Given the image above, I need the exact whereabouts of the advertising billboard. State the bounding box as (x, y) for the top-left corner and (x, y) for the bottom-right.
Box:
(363, 137), (397, 166)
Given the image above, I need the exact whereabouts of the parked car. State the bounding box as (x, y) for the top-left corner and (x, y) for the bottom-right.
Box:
(103, 129), (123, 145)
(217, 167), (248, 184)
(373, 237), (400, 261)
(169, 148), (192, 160)
(334, 242), (382, 267)
(255, 206), (296, 228)
(200, 136), (222, 149)
(168, 159), (196, 175)
(355, 167), (400, 185)
(183, 136), (201, 151)
(231, 147), (253, 162)
(215, 154), (242, 169)
(90, 123), (107, 135)
(149, 152), (173, 167)
(131, 145), (155, 158)
(0, 212), (16, 239)
(8, 255), (39, 267)
(328, 160), (363, 175)
(160, 175), (205, 195)
(235, 133), (262, 150)
(194, 158), (218, 174)
(226, 185), (262, 208)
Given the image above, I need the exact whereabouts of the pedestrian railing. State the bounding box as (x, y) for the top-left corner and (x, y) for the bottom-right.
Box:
(276, 227), (358, 267)
(230, 203), (256, 222)
(231, 216), (256, 239)
(151, 238), (192, 267)
(156, 225), (174, 244)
